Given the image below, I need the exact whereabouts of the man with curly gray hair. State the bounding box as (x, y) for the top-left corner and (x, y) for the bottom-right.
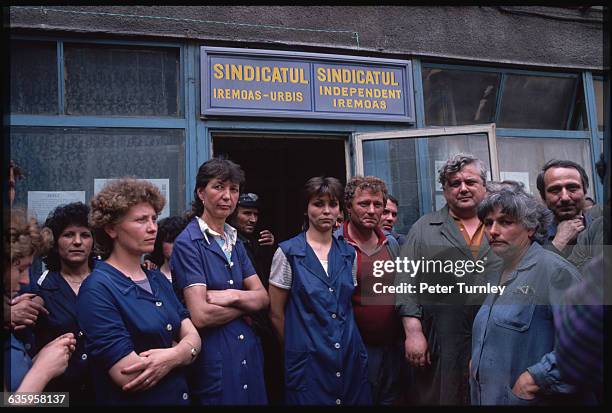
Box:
(397, 153), (502, 405)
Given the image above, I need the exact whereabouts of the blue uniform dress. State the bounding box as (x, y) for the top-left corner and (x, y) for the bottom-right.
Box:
(31, 271), (94, 403)
(272, 232), (371, 405)
(3, 333), (33, 391)
(170, 218), (267, 405)
(77, 261), (190, 405)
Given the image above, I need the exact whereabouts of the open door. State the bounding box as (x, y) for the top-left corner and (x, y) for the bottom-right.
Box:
(354, 124), (499, 235)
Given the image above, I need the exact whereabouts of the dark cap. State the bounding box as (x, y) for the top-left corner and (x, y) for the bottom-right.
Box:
(238, 192), (260, 209)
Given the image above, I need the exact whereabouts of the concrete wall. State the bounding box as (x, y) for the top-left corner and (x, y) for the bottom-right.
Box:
(9, 6), (605, 70)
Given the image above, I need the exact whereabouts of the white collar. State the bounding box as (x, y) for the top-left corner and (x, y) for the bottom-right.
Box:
(196, 217), (237, 246)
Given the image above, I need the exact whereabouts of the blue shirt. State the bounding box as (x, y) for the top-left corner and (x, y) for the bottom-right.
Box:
(470, 242), (589, 405)
(170, 218), (267, 405)
(4, 333), (32, 391)
(77, 261), (190, 405)
(32, 270), (94, 403)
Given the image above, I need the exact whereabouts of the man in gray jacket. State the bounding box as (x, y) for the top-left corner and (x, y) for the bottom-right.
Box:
(396, 153), (502, 405)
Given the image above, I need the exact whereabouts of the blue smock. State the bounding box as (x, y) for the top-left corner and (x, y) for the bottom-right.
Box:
(278, 232), (371, 405)
(170, 218), (267, 405)
(4, 333), (32, 391)
(77, 261), (190, 405)
(31, 271), (94, 403)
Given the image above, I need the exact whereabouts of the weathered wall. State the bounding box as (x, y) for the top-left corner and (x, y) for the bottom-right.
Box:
(8, 6), (605, 70)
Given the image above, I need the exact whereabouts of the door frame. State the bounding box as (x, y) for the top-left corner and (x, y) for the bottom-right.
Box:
(353, 123), (499, 214)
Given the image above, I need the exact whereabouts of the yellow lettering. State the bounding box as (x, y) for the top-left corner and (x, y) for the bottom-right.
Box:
(262, 67), (271, 82)
(231, 65), (243, 81)
(381, 100), (387, 109)
(391, 72), (399, 86)
(213, 64), (224, 80)
(271, 68), (282, 83)
(356, 70), (365, 84)
(331, 69), (342, 83)
(317, 67), (326, 82)
(244, 66), (255, 82)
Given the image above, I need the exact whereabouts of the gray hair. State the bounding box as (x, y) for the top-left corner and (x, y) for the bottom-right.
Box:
(438, 153), (487, 187)
(477, 187), (553, 244)
(485, 180), (526, 193)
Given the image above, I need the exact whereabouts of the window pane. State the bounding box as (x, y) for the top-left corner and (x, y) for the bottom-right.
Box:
(498, 74), (580, 130)
(10, 127), (185, 220)
(426, 134), (491, 211)
(594, 79), (604, 132)
(496, 137), (593, 198)
(64, 44), (180, 116)
(10, 40), (58, 114)
(363, 139), (420, 234)
(423, 67), (500, 126)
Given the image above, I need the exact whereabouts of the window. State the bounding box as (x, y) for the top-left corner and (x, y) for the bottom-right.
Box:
(496, 137), (593, 198)
(498, 74), (583, 130)
(594, 78), (604, 132)
(423, 68), (500, 126)
(64, 44), (180, 116)
(10, 127), (185, 220)
(10, 40), (58, 115)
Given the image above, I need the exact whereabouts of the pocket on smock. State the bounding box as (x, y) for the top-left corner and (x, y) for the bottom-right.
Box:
(505, 384), (539, 406)
(492, 302), (536, 332)
(285, 350), (309, 391)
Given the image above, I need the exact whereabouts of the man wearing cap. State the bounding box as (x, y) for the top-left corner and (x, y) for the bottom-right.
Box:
(228, 192), (283, 404)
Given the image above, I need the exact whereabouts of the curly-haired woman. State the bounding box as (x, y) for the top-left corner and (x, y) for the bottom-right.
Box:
(77, 178), (200, 405)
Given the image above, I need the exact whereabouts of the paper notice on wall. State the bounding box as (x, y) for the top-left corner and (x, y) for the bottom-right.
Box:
(434, 161), (445, 191)
(94, 179), (170, 219)
(500, 171), (531, 194)
(27, 191), (86, 224)
(435, 194), (446, 211)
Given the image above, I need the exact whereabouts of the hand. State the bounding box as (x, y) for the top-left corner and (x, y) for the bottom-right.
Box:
(121, 348), (180, 392)
(143, 259), (158, 270)
(10, 293), (48, 330)
(404, 331), (430, 368)
(258, 230), (275, 246)
(552, 218), (584, 251)
(511, 371), (540, 400)
(31, 333), (76, 381)
(206, 289), (240, 307)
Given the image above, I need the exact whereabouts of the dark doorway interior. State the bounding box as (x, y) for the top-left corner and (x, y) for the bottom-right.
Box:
(213, 135), (347, 243)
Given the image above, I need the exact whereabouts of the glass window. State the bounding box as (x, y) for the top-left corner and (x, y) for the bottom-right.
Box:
(363, 139), (420, 234)
(426, 133), (491, 211)
(594, 79), (604, 132)
(496, 137), (593, 199)
(10, 40), (58, 115)
(423, 67), (500, 126)
(64, 44), (180, 116)
(10, 127), (185, 220)
(498, 74), (582, 130)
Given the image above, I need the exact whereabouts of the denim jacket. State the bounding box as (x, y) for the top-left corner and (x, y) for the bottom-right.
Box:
(470, 242), (589, 405)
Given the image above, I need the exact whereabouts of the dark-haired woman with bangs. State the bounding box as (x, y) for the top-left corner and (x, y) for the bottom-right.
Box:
(268, 176), (371, 406)
(33, 202), (96, 403)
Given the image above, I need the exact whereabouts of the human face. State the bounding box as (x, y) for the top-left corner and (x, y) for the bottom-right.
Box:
(162, 242), (174, 261)
(347, 188), (385, 230)
(483, 206), (534, 262)
(5, 255), (33, 298)
(381, 199), (398, 232)
(233, 207), (259, 235)
(543, 167), (586, 221)
(57, 225), (93, 269)
(443, 163), (486, 217)
(106, 202), (158, 256)
(197, 178), (240, 221)
(307, 194), (340, 232)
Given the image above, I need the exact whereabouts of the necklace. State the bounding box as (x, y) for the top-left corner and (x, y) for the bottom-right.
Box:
(61, 273), (88, 286)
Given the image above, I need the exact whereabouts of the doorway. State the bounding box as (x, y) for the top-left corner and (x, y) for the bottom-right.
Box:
(212, 133), (348, 242)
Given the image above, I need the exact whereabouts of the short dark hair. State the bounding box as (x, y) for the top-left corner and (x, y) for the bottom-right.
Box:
(42, 202), (95, 272)
(191, 157), (245, 218)
(536, 159), (589, 200)
(386, 194), (399, 207)
(149, 215), (188, 266)
(302, 177), (344, 229)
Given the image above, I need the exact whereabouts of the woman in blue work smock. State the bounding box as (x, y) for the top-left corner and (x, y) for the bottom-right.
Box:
(268, 176), (371, 406)
(77, 178), (201, 405)
(170, 158), (269, 405)
(32, 202), (96, 403)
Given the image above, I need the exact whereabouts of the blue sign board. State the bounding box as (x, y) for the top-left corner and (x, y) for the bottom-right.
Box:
(201, 47), (414, 123)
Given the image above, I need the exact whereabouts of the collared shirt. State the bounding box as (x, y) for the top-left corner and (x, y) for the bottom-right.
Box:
(451, 216), (485, 259)
(196, 217), (237, 263)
